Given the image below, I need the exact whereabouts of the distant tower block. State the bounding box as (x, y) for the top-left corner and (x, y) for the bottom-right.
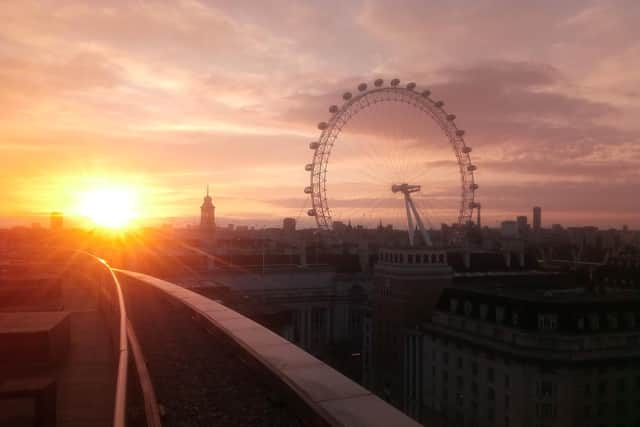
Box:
(283, 217), (296, 233)
(50, 212), (64, 230)
(533, 206), (542, 231)
(200, 186), (216, 233)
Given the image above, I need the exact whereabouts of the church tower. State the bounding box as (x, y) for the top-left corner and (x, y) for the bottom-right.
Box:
(200, 185), (215, 233)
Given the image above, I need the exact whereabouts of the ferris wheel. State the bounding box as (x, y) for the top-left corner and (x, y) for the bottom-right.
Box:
(304, 78), (479, 246)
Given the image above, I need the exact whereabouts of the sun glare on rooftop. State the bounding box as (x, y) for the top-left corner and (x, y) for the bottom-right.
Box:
(78, 187), (139, 229)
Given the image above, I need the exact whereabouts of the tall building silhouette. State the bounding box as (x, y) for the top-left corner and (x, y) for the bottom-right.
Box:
(533, 206), (542, 231)
(50, 212), (63, 230)
(200, 186), (215, 233)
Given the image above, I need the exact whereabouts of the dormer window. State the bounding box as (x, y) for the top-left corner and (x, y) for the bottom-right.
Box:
(538, 313), (557, 331)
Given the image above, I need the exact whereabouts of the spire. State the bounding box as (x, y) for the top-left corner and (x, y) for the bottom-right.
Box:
(206, 184), (210, 197)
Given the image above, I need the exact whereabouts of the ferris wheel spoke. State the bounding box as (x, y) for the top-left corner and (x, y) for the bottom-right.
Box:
(307, 80), (478, 244)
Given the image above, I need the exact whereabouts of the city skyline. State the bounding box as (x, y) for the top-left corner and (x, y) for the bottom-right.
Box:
(2, 1), (640, 229)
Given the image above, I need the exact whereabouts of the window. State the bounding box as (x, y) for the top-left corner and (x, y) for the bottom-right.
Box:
(472, 362), (478, 376)
(488, 388), (495, 401)
(538, 313), (558, 331)
(626, 312), (636, 328)
(512, 312), (519, 326)
(464, 301), (473, 316)
(584, 383), (591, 397)
(505, 394), (510, 409)
(457, 357), (463, 369)
(598, 381), (607, 395)
(488, 367), (495, 383)
(480, 304), (488, 320)
(443, 352), (449, 365)
(450, 298), (459, 313)
(590, 314), (600, 330)
(577, 317), (585, 330)
(538, 381), (554, 398)
(496, 306), (505, 323)
(443, 370), (449, 382)
(408, 254), (414, 264)
(472, 381), (478, 395)
(617, 378), (625, 393)
(608, 314), (618, 329)
(457, 376), (463, 388)
(505, 374), (510, 388)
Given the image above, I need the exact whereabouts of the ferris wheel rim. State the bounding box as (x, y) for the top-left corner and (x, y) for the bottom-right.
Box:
(304, 80), (478, 233)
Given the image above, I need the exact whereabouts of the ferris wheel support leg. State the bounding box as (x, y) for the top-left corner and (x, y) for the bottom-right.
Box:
(404, 195), (415, 247)
(407, 196), (433, 247)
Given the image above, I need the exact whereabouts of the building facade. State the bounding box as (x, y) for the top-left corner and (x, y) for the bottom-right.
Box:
(416, 286), (640, 427)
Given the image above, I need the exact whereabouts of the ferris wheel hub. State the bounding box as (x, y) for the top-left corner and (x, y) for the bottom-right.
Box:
(391, 183), (421, 195)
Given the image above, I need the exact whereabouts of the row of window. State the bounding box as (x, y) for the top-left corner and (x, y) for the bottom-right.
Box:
(435, 352), (509, 386)
(448, 298), (640, 331)
(380, 251), (446, 264)
(584, 377), (640, 396)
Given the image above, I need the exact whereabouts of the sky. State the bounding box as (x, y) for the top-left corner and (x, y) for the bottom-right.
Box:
(1, 0), (639, 229)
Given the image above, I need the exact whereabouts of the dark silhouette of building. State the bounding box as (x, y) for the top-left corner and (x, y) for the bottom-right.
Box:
(516, 215), (528, 237)
(365, 248), (453, 414)
(200, 186), (215, 233)
(533, 206), (542, 231)
(50, 212), (63, 230)
(283, 217), (296, 233)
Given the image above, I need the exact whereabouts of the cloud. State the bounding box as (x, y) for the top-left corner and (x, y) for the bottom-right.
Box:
(1, 1), (639, 227)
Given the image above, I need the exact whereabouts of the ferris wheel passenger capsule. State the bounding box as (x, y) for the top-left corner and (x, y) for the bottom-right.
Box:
(446, 114), (456, 121)
(309, 142), (319, 149)
(421, 90), (431, 97)
(358, 83), (367, 92)
(329, 105), (339, 113)
(467, 165), (477, 172)
(307, 209), (317, 216)
(304, 186), (312, 194)
(470, 202), (481, 209)
(343, 92), (352, 100)
(406, 82), (416, 90)
(470, 183), (479, 190)
(435, 100), (444, 108)
(305, 163), (313, 171)
(318, 122), (328, 130)
(462, 146), (472, 153)
(374, 78), (384, 87)
(456, 130), (465, 137)
(390, 78), (400, 86)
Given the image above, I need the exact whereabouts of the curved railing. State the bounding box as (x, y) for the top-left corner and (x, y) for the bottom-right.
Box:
(75, 251), (129, 427)
(74, 251), (161, 427)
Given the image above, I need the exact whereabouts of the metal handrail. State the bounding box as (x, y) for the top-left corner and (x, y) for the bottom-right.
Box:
(76, 251), (129, 427)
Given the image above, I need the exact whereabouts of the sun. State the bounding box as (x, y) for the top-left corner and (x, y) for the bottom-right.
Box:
(78, 187), (139, 229)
